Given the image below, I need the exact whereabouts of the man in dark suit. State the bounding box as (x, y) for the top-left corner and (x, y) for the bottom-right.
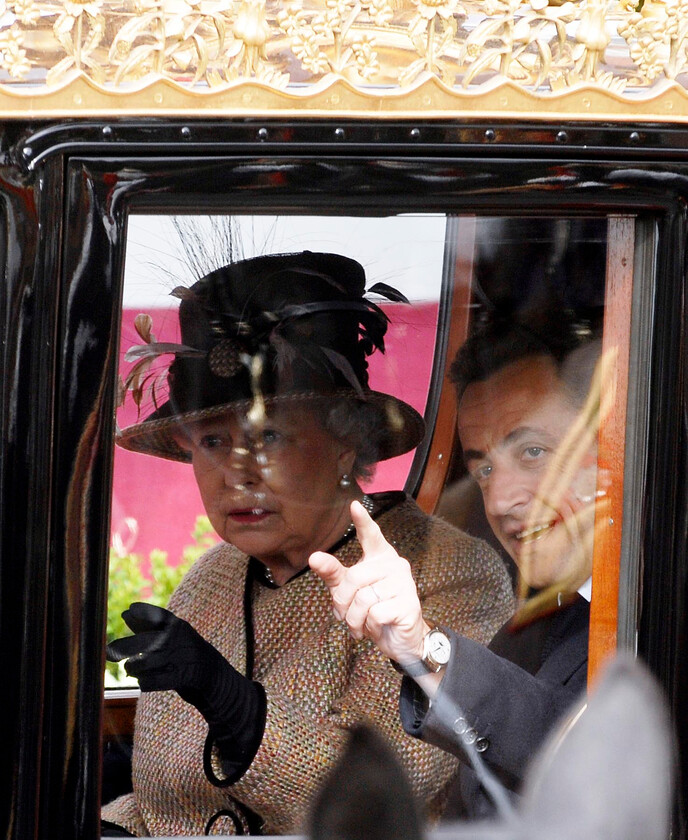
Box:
(310, 319), (605, 818)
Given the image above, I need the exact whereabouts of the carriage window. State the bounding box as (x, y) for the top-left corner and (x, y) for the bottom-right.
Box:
(107, 212), (635, 687)
(107, 213), (447, 688)
(103, 208), (640, 832)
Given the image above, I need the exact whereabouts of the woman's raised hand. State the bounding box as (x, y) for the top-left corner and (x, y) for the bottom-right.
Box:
(309, 500), (430, 665)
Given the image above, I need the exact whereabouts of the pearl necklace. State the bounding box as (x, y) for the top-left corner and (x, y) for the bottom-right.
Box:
(260, 495), (374, 585)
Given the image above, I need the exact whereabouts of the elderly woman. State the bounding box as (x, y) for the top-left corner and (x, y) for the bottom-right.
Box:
(102, 251), (514, 836)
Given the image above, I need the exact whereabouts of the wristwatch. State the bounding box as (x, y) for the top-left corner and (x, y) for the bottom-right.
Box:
(421, 627), (452, 673)
(393, 627), (451, 677)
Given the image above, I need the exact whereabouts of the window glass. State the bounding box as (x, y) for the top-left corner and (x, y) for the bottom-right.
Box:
(108, 212), (628, 682)
(108, 212), (447, 688)
(103, 210), (637, 835)
(435, 217), (610, 598)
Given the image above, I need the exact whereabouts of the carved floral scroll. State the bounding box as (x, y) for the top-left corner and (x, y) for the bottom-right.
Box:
(1, 0), (687, 117)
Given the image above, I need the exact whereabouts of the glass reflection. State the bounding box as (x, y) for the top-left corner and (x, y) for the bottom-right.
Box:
(103, 215), (476, 836)
(306, 216), (612, 822)
(103, 213), (620, 832)
(112, 213), (446, 584)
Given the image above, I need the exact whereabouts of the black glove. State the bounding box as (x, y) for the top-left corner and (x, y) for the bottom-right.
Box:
(107, 602), (266, 778)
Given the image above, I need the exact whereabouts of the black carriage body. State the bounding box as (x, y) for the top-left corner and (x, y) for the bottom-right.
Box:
(0, 119), (686, 839)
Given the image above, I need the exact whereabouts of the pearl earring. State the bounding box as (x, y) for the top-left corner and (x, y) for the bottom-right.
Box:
(339, 474), (352, 488)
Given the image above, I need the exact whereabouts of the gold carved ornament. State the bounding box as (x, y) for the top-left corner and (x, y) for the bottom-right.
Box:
(0, 0), (687, 120)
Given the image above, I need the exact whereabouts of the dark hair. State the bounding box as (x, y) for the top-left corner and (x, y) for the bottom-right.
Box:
(450, 314), (599, 405)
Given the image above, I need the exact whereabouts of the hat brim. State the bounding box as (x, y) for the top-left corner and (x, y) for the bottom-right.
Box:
(116, 389), (425, 464)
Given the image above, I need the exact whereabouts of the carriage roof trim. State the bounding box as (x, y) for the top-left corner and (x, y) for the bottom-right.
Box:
(1, 0), (688, 122)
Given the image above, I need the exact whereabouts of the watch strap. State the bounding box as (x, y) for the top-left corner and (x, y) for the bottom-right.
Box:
(390, 657), (431, 678)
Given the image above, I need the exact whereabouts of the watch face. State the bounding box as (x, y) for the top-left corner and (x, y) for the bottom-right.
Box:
(427, 630), (451, 665)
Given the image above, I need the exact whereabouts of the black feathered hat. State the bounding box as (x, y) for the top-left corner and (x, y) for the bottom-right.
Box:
(117, 251), (425, 462)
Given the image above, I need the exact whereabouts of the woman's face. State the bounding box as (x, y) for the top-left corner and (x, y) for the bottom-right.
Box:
(175, 405), (356, 577)
(457, 355), (600, 590)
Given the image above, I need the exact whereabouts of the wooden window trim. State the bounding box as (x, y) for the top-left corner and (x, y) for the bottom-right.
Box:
(587, 216), (634, 682)
(415, 217), (476, 514)
(103, 690), (139, 740)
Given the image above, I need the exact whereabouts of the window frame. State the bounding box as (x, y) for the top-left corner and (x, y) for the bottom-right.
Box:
(2, 131), (686, 839)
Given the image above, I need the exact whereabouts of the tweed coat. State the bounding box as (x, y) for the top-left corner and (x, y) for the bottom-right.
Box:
(102, 493), (514, 836)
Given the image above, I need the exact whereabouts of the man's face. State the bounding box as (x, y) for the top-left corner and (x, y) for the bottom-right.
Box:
(457, 355), (599, 590)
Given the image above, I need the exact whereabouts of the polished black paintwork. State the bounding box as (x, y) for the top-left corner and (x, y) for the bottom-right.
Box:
(0, 120), (686, 839)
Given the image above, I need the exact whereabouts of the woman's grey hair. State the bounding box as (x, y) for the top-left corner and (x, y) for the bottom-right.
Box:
(317, 398), (385, 481)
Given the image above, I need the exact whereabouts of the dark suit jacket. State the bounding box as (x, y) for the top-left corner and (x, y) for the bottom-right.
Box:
(400, 596), (589, 819)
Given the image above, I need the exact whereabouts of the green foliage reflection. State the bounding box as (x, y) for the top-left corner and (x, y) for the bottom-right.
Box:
(106, 515), (217, 683)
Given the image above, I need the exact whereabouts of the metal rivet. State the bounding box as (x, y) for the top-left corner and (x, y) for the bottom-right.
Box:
(556, 130), (568, 143)
(180, 126), (191, 139)
(484, 129), (495, 142)
(22, 146), (32, 159)
(629, 131), (640, 144)
(334, 127), (345, 140)
(410, 128), (421, 140)
(609, 517), (614, 526)
(476, 737), (490, 753)
(102, 125), (113, 138)
(257, 127), (268, 141)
